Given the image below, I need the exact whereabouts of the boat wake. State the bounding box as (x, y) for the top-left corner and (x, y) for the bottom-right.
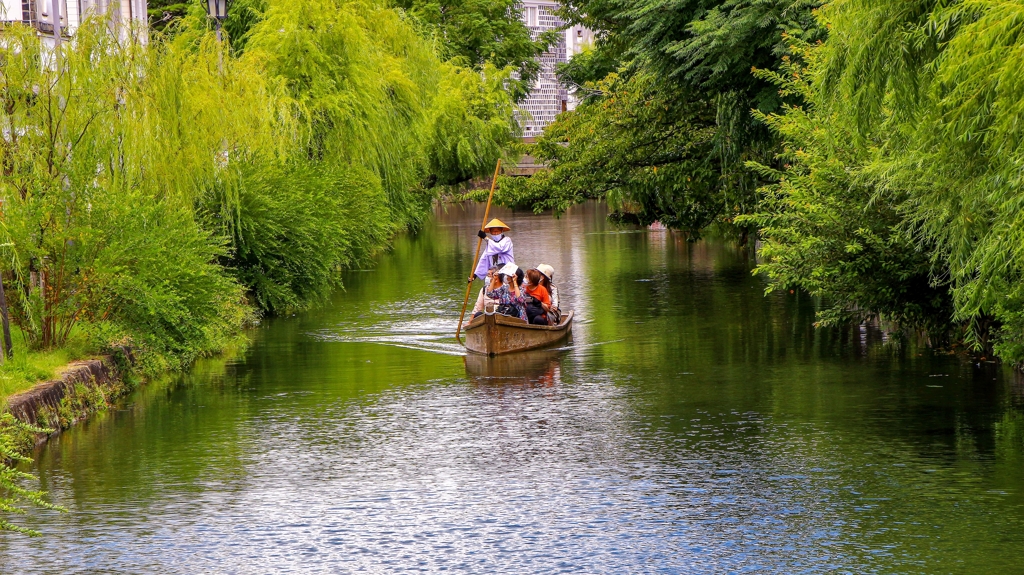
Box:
(308, 312), (468, 356)
(313, 331), (467, 356)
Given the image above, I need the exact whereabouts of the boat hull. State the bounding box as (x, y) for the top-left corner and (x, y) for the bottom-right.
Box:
(464, 310), (573, 356)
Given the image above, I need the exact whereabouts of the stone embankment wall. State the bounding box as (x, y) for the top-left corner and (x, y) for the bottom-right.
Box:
(4, 349), (134, 445)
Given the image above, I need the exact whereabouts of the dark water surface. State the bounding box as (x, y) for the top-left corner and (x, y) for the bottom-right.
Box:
(3, 202), (1024, 574)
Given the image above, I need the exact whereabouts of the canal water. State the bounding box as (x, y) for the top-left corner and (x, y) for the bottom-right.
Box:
(2, 202), (1024, 573)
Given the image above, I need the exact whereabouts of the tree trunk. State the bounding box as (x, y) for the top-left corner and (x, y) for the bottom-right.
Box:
(0, 274), (12, 361)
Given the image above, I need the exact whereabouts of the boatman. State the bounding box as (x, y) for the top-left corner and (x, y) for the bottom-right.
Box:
(472, 218), (515, 280)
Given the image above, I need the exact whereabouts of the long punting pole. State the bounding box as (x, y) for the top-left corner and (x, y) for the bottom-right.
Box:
(456, 159), (502, 341)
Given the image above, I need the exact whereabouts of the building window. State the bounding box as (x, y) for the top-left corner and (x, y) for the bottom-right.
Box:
(525, 6), (538, 26)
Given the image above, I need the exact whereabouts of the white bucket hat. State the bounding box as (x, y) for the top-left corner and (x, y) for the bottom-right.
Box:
(498, 263), (519, 277)
(536, 264), (555, 281)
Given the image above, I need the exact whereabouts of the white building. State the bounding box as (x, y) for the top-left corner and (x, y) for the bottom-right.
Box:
(518, 1), (593, 137)
(0, 0), (148, 47)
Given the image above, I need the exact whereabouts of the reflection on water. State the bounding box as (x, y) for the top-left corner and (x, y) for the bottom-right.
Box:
(464, 349), (566, 386)
(2, 202), (1024, 574)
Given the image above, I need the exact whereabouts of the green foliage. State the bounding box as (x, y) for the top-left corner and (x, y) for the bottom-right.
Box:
(1, 0), (521, 355)
(0, 413), (65, 536)
(0, 22), (249, 360)
(740, 45), (953, 335)
(148, 0), (190, 31)
(556, 44), (619, 101)
(518, 0), (822, 229)
(493, 72), (725, 235)
(244, 0), (439, 217)
(790, 0), (1024, 361)
(90, 198), (250, 368)
(390, 0), (547, 101)
(424, 64), (518, 187)
(214, 161), (392, 313)
(223, 0), (268, 53)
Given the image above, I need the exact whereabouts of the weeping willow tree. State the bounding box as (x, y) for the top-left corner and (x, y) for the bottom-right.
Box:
(0, 0), (518, 354)
(245, 0), (437, 219)
(2, 0), (518, 335)
(225, 0), (517, 305)
(423, 63), (518, 187)
(745, 0), (1024, 359)
(0, 0), (521, 533)
(740, 40), (954, 337)
(0, 21), (252, 362)
(820, 0), (1024, 360)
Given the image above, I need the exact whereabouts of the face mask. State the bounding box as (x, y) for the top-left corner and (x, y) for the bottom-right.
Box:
(489, 233), (504, 241)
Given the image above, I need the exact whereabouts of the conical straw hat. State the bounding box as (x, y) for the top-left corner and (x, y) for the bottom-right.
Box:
(483, 218), (511, 231)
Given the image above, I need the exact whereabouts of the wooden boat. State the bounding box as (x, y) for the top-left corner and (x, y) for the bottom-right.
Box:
(463, 310), (573, 356)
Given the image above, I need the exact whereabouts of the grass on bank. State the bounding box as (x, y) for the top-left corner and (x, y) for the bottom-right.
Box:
(0, 326), (98, 400)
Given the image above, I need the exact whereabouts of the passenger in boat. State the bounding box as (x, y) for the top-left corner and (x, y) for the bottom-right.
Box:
(537, 263), (560, 324)
(472, 219), (515, 280)
(524, 268), (552, 325)
(472, 266), (501, 317)
(486, 263), (528, 322)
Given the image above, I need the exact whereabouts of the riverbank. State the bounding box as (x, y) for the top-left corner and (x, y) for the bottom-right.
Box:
(0, 326), (98, 399)
(0, 346), (140, 536)
(1, 349), (137, 452)
(0, 349), (135, 536)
